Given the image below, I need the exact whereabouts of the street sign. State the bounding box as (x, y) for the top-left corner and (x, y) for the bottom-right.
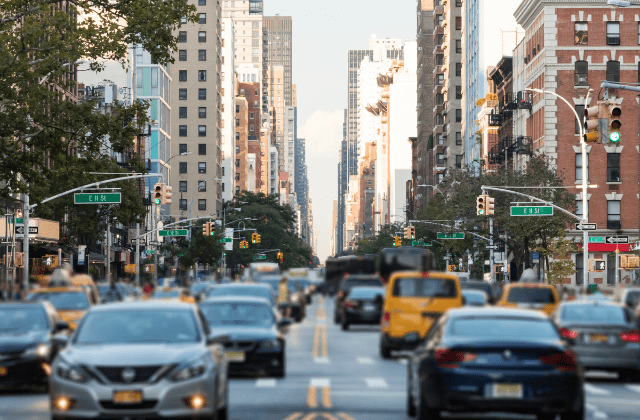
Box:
(158, 229), (188, 237)
(510, 206), (554, 216)
(437, 232), (465, 240)
(594, 260), (606, 271)
(15, 225), (38, 235)
(253, 254), (267, 260)
(589, 236), (605, 243)
(220, 238), (232, 243)
(606, 235), (629, 244)
(131, 238), (146, 245)
(575, 223), (597, 231)
(486, 245), (498, 250)
(8, 218), (23, 224)
(74, 193), (122, 204)
(148, 241), (160, 246)
(144, 250), (155, 255)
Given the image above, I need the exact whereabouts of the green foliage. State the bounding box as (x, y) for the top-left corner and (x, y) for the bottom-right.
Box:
(0, 0), (198, 198)
(538, 234), (578, 285)
(161, 224), (224, 271)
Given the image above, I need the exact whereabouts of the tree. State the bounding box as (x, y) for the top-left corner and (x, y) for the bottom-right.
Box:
(161, 223), (224, 275)
(538, 234), (578, 285)
(0, 0), (198, 199)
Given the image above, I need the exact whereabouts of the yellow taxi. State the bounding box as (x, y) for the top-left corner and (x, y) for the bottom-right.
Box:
(26, 287), (94, 330)
(148, 287), (196, 304)
(380, 271), (463, 358)
(496, 283), (559, 316)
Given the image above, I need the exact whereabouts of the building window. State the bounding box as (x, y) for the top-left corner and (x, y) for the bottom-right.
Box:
(437, 154), (445, 165)
(198, 70), (206, 81)
(638, 22), (640, 44)
(198, 144), (206, 155)
(221, 183), (225, 192)
(179, 70), (187, 81)
(436, 34), (444, 46)
(575, 200), (589, 220)
(179, 162), (187, 174)
(235, 159), (240, 167)
(456, 132), (462, 146)
(455, 0), (462, 6)
(198, 31), (206, 42)
(178, 31), (187, 43)
(198, 0), (205, 4)
(456, 40), (462, 53)
(575, 253), (584, 285)
(436, 54), (444, 66)
(455, 109), (462, 122)
(606, 60), (620, 82)
(455, 62), (462, 77)
(436, 74), (444, 85)
(198, 125), (206, 137)
(575, 105), (584, 134)
(179, 107), (187, 118)
(235, 145), (240, 153)
(436, 93), (444, 105)
(178, 50), (186, 61)
(198, 50), (206, 61)
(455, 155), (463, 168)
(179, 89), (187, 100)
(198, 89), (206, 100)
(179, 181), (187, 192)
(574, 22), (588, 45)
(456, 85), (462, 99)
(574, 61), (588, 86)
(198, 13), (206, 24)
(179, 199), (188, 211)
(607, 153), (620, 182)
(607, 200), (621, 230)
(198, 199), (206, 211)
(456, 16), (462, 30)
(179, 125), (187, 136)
(198, 107), (206, 118)
(198, 180), (206, 192)
(436, 14), (443, 26)
(198, 162), (206, 174)
(575, 153), (589, 182)
(179, 144), (187, 154)
(607, 22), (620, 45)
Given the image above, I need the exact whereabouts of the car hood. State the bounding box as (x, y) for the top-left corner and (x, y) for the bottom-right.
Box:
(0, 330), (49, 354)
(210, 326), (278, 342)
(61, 343), (206, 366)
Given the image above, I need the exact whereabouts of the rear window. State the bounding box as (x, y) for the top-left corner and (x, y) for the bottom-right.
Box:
(449, 317), (558, 340)
(392, 277), (457, 298)
(348, 288), (385, 299)
(507, 287), (555, 304)
(461, 283), (492, 296)
(561, 305), (627, 324)
(344, 279), (383, 289)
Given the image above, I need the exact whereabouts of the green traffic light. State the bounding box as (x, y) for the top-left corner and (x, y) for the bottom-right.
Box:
(609, 131), (621, 143)
(478, 209), (484, 215)
(154, 198), (161, 205)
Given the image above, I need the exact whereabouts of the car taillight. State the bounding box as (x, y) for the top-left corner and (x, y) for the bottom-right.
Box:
(434, 348), (477, 368)
(381, 312), (390, 328)
(345, 300), (355, 308)
(559, 328), (579, 339)
(380, 277), (386, 284)
(338, 290), (345, 298)
(620, 330), (640, 343)
(539, 351), (577, 372)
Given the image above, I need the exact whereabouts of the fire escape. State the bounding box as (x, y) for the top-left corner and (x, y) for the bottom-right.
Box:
(487, 91), (534, 165)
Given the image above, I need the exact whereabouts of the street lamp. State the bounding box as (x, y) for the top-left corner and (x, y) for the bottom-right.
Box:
(418, 184), (446, 200)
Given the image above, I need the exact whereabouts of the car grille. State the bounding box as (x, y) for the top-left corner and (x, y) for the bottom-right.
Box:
(226, 341), (257, 351)
(0, 352), (22, 363)
(95, 366), (163, 384)
(99, 400), (158, 410)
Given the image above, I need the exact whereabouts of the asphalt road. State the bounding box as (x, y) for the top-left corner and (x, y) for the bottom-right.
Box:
(1, 295), (640, 420)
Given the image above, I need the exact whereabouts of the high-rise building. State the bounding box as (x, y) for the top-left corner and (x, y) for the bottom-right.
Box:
(220, 18), (236, 202)
(170, 0), (222, 219)
(265, 64), (286, 192)
(221, 0), (263, 66)
(336, 137), (348, 254)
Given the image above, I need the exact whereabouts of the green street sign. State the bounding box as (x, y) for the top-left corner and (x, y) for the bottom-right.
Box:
(253, 254), (267, 260)
(437, 232), (465, 240)
(74, 193), (122, 204)
(510, 206), (553, 217)
(220, 238), (232, 243)
(8, 218), (23, 224)
(412, 241), (422, 246)
(158, 229), (188, 237)
(144, 250), (155, 254)
(589, 236), (605, 243)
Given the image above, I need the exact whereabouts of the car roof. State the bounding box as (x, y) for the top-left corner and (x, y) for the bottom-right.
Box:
(348, 286), (385, 291)
(31, 287), (86, 293)
(88, 301), (196, 312)
(560, 300), (622, 308)
(460, 280), (492, 286)
(447, 306), (550, 320)
(462, 289), (488, 296)
(0, 301), (50, 309)
(216, 283), (270, 288)
(505, 283), (555, 290)
(201, 295), (272, 305)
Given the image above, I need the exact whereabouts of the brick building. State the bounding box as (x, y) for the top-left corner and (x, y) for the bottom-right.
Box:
(514, 0), (640, 287)
(235, 93), (249, 195)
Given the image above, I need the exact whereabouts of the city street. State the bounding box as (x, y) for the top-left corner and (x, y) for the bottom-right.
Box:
(1, 296), (640, 420)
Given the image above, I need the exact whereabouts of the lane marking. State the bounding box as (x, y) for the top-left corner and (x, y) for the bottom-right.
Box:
(365, 378), (388, 389)
(311, 378), (331, 387)
(322, 385), (332, 408)
(321, 324), (328, 358)
(585, 384), (611, 395)
(586, 403), (609, 420)
(321, 414), (339, 420)
(357, 357), (374, 365)
(625, 384), (640, 394)
(306, 385), (317, 408)
(314, 357), (331, 364)
(281, 413), (303, 420)
(312, 325), (320, 358)
(256, 379), (276, 387)
(301, 414), (318, 420)
(331, 390), (405, 397)
(337, 414), (357, 420)
(397, 359), (408, 365)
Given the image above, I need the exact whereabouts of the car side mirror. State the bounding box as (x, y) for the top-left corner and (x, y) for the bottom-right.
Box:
(54, 322), (70, 333)
(52, 333), (69, 349)
(277, 318), (293, 329)
(461, 296), (467, 306)
(207, 334), (231, 346)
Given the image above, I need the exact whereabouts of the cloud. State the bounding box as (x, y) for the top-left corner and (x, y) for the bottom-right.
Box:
(299, 108), (344, 263)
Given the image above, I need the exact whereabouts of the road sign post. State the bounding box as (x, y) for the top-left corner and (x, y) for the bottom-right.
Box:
(74, 193), (122, 204)
(510, 206), (554, 216)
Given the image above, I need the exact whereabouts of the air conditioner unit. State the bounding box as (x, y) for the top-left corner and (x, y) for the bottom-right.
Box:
(577, 76), (587, 85)
(418, 158), (422, 162)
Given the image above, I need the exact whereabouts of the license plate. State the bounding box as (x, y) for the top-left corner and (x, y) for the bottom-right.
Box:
(590, 334), (609, 343)
(226, 351), (245, 362)
(363, 304), (375, 311)
(0, 366), (6, 376)
(113, 390), (143, 404)
(492, 383), (523, 399)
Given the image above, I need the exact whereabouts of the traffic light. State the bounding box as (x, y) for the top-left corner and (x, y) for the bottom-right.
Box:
(162, 184), (173, 205)
(202, 223), (210, 236)
(252, 233), (258, 244)
(409, 226), (415, 240)
(207, 222), (216, 236)
(153, 183), (163, 205)
(239, 240), (249, 249)
(583, 104), (601, 143)
(476, 194), (487, 216)
(403, 227), (411, 240)
(608, 103), (621, 143)
(256, 234), (261, 244)
(392, 236), (401, 247)
(486, 196), (495, 216)
(277, 252), (283, 262)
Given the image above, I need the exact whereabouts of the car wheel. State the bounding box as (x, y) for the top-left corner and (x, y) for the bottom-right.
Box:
(560, 395), (585, 420)
(341, 321), (349, 331)
(536, 414), (556, 420)
(407, 390), (416, 417)
(621, 369), (640, 382)
(416, 393), (440, 420)
(216, 405), (228, 420)
(380, 343), (392, 359)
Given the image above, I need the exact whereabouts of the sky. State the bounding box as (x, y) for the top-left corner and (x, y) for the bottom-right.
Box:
(263, 0), (417, 263)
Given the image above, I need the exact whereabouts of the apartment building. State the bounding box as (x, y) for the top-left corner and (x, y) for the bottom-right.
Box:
(235, 94), (249, 195)
(221, 18), (236, 202)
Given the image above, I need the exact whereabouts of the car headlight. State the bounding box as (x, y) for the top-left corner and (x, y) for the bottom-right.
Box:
(55, 359), (88, 383)
(170, 356), (208, 382)
(24, 344), (51, 358)
(258, 339), (281, 349)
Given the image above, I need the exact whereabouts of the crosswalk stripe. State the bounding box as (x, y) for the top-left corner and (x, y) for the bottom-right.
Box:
(256, 379), (276, 387)
(625, 384), (640, 394)
(357, 357), (375, 365)
(311, 378), (331, 387)
(585, 384), (611, 395)
(365, 378), (388, 389)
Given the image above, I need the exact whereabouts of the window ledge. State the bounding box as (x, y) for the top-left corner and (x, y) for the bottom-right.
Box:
(606, 182), (622, 185)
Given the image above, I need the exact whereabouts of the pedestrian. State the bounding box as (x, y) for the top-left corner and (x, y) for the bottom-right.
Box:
(143, 282), (153, 295)
(278, 276), (291, 318)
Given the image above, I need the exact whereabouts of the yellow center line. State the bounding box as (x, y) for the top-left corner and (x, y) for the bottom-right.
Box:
(306, 385), (318, 408)
(321, 414), (340, 420)
(312, 325), (320, 358)
(301, 414), (318, 420)
(337, 413), (357, 420)
(281, 413), (303, 420)
(322, 385), (332, 408)
(321, 324), (328, 358)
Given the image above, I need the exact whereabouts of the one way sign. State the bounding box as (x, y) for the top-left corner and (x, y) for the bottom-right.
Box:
(14, 225), (38, 235)
(606, 235), (629, 244)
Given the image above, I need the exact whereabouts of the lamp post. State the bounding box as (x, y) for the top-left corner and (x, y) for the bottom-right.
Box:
(525, 87), (593, 291)
(418, 184), (446, 200)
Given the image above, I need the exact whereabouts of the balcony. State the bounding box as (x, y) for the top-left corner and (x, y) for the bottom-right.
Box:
(433, 124), (444, 135)
(516, 91), (533, 110)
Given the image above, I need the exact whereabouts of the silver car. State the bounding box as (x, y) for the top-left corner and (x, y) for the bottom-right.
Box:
(50, 301), (229, 419)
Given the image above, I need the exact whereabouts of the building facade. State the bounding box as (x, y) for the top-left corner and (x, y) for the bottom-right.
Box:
(221, 18), (236, 202)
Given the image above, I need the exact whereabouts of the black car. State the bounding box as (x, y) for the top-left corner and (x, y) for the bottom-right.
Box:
(207, 283), (276, 307)
(334, 274), (384, 324)
(200, 296), (291, 378)
(408, 307), (584, 420)
(459, 280), (499, 304)
(339, 286), (385, 330)
(0, 302), (69, 389)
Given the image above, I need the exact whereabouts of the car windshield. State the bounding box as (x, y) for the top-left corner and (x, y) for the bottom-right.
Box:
(29, 291), (90, 310)
(210, 286), (272, 303)
(507, 287), (555, 304)
(75, 309), (200, 344)
(0, 307), (49, 331)
(348, 288), (385, 299)
(259, 279), (280, 292)
(200, 302), (275, 327)
(392, 277), (456, 298)
(152, 290), (180, 298)
(449, 317), (558, 340)
(561, 305), (627, 324)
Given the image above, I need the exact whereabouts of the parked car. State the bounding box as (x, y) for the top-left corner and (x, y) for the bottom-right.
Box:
(339, 286), (386, 330)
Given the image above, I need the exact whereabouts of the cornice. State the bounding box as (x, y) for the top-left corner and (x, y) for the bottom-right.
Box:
(515, 0), (609, 30)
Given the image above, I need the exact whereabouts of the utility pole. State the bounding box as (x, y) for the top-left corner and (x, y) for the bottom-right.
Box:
(106, 218), (110, 282)
(135, 222), (140, 287)
(490, 218), (495, 283)
(23, 193), (29, 292)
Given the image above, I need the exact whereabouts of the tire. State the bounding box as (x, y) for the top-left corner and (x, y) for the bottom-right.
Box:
(416, 393), (440, 420)
(272, 352), (286, 378)
(536, 414), (556, 420)
(620, 369), (640, 382)
(561, 408), (584, 420)
(407, 390), (416, 417)
(341, 321), (349, 331)
(380, 343), (392, 359)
